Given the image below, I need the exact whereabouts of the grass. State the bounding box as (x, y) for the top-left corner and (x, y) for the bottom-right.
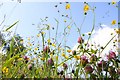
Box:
(1, 2), (120, 79)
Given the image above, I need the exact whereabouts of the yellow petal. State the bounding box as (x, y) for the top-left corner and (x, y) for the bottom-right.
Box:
(52, 43), (56, 47)
(28, 37), (30, 41)
(56, 56), (58, 60)
(66, 4), (70, 9)
(41, 57), (45, 61)
(64, 20), (67, 22)
(20, 40), (24, 44)
(74, 55), (80, 60)
(111, 20), (116, 25)
(67, 26), (71, 29)
(67, 50), (72, 53)
(18, 58), (23, 61)
(35, 47), (38, 51)
(41, 32), (45, 35)
(47, 39), (51, 43)
(62, 53), (65, 57)
(84, 4), (89, 12)
(37, 34), (40, 37)
(15, 48), (17, 51)
(115, 28), (120, 34)
(112, 0), (116, 5)
(65, 55), (69, 59)
(50, 54), (53, 58)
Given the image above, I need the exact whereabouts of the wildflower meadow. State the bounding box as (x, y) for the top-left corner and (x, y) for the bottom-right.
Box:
(0, 0), (120, 79)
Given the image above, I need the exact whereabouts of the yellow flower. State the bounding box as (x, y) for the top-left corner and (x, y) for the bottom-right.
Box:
(2, 67), (8, 74)
(114, 39), (117, 42)
(74, 55), (80, 60)
(62, 53), (65, 57)
(56, 56), (58, 60)
(67, 26), (71, 29)
(66, 4), (70, 10)
(41, 32), (45, 35)
(50, 53), (53, 58)
(20, 40), (24, 44)
(28, 42), (32, 46)
(67, 50), (72, 53)
(58, 47), (61, 51)
(37, 34), (40, 37)
(62, 53), (68, 59)
(15, 48), (17, 51)
(41, 57), (45, 61)
(115, 28), (120, 34)
(65, 55), (69, 59)
(52, 43), (56, 47)
(111, 20), (116, 25)
(30, 44), (32, 46)
(112, 0), (116, 5)
(64, 20), (67, 23)
(28, 37), (30, 41)
(47, 39), (51, 43)
(32, 58), (37, 61)
(118, 39), (120, 42)
(34, 47), (38, 51)
(18, 58), (23, 61)
(84, 4), (89, 12)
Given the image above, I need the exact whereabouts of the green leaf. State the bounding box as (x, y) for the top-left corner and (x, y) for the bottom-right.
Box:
(91, 49), (97, 54)
(5, 21), (19, 31)
(3, 49), (28, 68)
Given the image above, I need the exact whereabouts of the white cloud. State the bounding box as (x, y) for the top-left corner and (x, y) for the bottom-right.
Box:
(91, 25), (118, 58)
(72, 24), (118, 59)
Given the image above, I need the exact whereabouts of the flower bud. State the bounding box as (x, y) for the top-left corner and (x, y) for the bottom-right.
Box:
(72, 50), (76, 55)
(108, 66), (116, 76)
(97, 60), (106, 68)
(97, 60), (107, 71)
(80, 55), (88, 67)
(84, 65), (93, 74)
(23, 56), (29, 63)
(63, 63), (68, 70)
(77, 36), (84, 44)
(47, 58), (54, 66)
(28, 64), (33, 70)
(43, 46), (50, 53)
(90, 54), (97, 62)
(107, 51), (116, 60)
(23, 56), (28, 60)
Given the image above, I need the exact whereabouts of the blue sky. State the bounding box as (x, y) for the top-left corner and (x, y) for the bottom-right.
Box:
(0, 2), (118, 48)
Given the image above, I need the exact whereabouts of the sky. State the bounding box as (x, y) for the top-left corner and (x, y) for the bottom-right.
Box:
(0, 1), (118, 50)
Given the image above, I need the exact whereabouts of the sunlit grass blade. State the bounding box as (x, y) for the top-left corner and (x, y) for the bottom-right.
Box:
(3, 49), (28, 68)
(100, 34), (116, 54)
(5, 21), (19, 31)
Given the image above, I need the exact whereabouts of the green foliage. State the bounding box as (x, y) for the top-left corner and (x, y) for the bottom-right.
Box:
(1, 2), (120, 79)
